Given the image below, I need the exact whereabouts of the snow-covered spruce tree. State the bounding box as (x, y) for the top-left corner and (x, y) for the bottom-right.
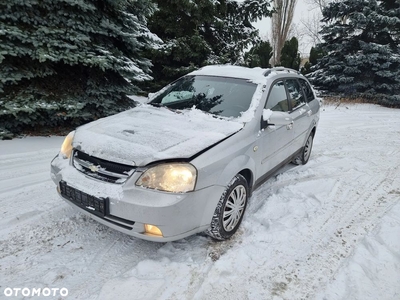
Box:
(142, 0), (273, 92)
(210, 0), (274, 64)
(0, 0), (159, 137)
(142, 0), (214, 91)
(310, 0), (400, 107)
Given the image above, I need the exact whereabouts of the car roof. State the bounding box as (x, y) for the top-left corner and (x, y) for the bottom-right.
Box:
(189, 65), (267, 83)
(188, 65), (302, 84)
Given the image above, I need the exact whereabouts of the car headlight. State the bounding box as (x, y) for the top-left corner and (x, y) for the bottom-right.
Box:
(60, 131), (75, 159)
(136, 163), (197, 193)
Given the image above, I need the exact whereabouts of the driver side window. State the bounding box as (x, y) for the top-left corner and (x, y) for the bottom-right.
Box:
(265, 81), (289, 112)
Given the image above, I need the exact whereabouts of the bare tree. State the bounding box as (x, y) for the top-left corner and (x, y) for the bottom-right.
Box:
(271, 0), (298, 66)
(299, 0), (332, 54)
(300, 12), (322, 46)
(304, 0), (330, 14)
(288, 21), (309, 58)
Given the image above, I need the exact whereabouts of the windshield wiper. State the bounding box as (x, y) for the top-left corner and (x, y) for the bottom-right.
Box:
(149, 102), (179, 113)
(149, 102), (164, 107)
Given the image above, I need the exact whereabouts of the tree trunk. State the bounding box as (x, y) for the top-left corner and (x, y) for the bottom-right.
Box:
(271, 0), (298, 66)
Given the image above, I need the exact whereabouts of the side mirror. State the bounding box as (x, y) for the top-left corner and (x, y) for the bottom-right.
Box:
(147, 92), (156, 103)
(262, 109), (293, 126)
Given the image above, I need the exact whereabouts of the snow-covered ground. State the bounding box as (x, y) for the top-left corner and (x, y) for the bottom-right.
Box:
(1, 104), (399, 300)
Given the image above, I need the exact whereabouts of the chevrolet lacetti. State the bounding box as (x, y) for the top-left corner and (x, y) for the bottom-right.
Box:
(51, 65), (320, 242)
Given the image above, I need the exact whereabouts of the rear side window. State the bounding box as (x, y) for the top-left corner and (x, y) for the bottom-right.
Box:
(299, 79), (315, 103)
(285, 79), (306, 109)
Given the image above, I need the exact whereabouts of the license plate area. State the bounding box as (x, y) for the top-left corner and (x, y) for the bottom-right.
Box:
(59, 181), (108, 217)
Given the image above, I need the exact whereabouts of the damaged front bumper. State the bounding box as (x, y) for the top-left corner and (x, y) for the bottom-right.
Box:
(50, 155), (223, 242)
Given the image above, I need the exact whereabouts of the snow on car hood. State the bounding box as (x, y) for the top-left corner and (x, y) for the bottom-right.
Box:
(73, 105), (244, 166)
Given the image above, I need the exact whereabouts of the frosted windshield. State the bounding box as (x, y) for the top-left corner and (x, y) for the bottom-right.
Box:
(150, 75), (257, 118)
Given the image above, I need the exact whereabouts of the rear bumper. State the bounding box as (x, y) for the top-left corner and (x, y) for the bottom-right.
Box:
(51, 156), (224, 242)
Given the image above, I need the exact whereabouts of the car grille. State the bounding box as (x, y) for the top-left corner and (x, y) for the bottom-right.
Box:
(73, 150), (135, 184)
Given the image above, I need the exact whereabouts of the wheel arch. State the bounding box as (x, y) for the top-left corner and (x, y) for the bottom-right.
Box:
(217, 155), (255, 192)
(303, 121), (317, 148)
(310, 126), (317, 137)
(238, 168), (254, 196)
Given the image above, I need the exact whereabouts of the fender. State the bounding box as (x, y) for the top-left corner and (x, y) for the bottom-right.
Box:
(216, 154), (256, 188)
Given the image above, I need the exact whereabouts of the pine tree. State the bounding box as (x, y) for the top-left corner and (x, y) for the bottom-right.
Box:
(212, 0), (274, 64)
(0, 0), (159, 137)
(142, 0), (214, 91)
(310, 0), (400, 106)
(245, 41), (273, 68)
(279, 37), (301, 70)
(142, 0), (273, 92)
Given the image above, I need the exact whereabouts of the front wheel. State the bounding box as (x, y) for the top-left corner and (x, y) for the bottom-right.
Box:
(206, 174), (249, 241)
(293, 133), (314, 165)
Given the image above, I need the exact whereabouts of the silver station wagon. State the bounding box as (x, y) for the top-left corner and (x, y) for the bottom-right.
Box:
(51, 65), (320, 242)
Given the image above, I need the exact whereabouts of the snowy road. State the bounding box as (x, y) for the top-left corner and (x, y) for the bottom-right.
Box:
(1, 104), (400, 300)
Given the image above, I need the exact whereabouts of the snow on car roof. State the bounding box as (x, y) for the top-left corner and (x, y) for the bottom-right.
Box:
(189, 65), (268, 84)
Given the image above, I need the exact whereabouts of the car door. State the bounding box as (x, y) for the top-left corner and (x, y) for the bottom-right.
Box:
(299, 78), (320, 117)
(285, 78), (311, 153)
(256, 80), (294, 180)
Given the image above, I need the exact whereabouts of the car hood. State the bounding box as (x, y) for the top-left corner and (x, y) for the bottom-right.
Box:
(73, 105), (244, 166)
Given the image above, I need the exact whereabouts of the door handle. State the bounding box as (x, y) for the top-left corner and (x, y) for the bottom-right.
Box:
(286, 122), (294, 130)
(307, 110), (312, 116)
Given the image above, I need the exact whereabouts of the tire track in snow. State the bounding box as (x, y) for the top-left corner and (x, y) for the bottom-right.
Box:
(259, 149), (400, 298)
(67, 225), (174, 300)
(281, 169), (399, 299)
(0, 149), (56, 184)
(0, 170), (51, 194)
(0, 205), (165, 300)
(0, 181), (59, 234)
(0, 149), (57, 165)
(0, 157), (52, 180)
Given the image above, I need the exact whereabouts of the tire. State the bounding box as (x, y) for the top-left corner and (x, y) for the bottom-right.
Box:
(293, 133), (314, 165)
(206, 174), (249, 241)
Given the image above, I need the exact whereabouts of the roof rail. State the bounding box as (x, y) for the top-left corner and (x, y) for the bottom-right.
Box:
(263, 67), (301, 77)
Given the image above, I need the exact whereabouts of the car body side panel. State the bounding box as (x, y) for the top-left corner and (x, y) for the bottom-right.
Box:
(191, 124), (259, 190)
(255, 123), (294, 181)
(214, 154), (256, 187)
(291, 103), (312, 152)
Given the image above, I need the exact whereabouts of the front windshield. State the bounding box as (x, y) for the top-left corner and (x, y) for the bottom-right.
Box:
(149, 75), (257, 118)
